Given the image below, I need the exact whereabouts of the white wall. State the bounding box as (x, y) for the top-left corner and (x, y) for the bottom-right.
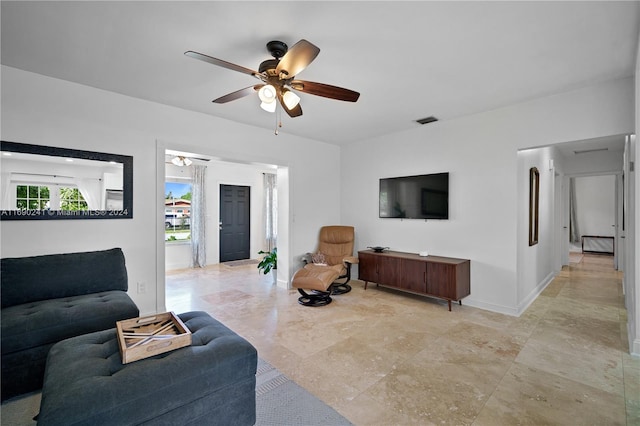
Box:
(574, 175), (616, 238)
(1, 66), (342, 315)
(342, 77), (635, 316)
(517, 147), (557, 312)
(629, 32), (640, 356)
(564, 149), (624, 175)
(630, 131), (639, 355)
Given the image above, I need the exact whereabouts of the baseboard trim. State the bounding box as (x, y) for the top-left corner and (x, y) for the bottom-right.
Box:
(462, 299), (519, 317)
(463, 270), (555, 317)
(630, 331), (640, 357)
(516, 271), (555, 316)
(277, 278), (289, 289)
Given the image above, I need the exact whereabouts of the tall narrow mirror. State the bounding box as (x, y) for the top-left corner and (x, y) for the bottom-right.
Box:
(529, 167), (539, 246)
(1, 141), (133, 220)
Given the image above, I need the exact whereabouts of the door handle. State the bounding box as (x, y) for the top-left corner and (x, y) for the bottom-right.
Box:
(219, 222), (223, 230)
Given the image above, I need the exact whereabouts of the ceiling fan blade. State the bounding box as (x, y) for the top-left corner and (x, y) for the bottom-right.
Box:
(290, 80), (360, 102)
(185, 51), (260, 78)
(275, 40), (320, 79)
(212, 85), (263, 104)
(277, 91), (303, 118)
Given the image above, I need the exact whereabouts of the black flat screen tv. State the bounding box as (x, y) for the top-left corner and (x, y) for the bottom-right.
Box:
(379, 172), (449, 219)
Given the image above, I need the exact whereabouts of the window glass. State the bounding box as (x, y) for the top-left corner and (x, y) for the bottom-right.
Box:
(165, 181), (192, 242)
(16, 185), (88, 211)
(60, 187), (88, 211)
(16, 185), (50, 210)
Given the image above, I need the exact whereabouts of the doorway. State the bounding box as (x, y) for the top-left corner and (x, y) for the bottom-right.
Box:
(159, 142), (292, 314)
(219, 184), (251, 262)
(568, 174), (619, 268)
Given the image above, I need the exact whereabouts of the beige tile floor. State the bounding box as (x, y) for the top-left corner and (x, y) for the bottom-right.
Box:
(166, 254), (640, 425)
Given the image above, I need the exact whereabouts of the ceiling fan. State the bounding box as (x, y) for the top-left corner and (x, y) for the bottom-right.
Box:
(184, 39), (360, 118)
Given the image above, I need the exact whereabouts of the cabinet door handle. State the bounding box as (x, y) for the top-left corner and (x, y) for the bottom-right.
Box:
(424, 271), (426, 283)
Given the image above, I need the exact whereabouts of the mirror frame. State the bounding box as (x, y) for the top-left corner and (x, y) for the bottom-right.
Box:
(0, 140), (133, 220)
(528, 167), (539, 246)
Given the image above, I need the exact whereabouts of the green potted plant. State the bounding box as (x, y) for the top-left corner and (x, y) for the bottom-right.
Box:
(257, 247), (277, 274)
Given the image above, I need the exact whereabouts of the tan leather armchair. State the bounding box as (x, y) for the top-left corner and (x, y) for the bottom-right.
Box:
(292, 225), (358, 306)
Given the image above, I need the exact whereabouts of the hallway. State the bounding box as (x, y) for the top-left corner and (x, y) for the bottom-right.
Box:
(166, 254), (639, 425)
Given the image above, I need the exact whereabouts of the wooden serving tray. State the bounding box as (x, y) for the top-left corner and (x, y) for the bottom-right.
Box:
(116, 312), (191, 364)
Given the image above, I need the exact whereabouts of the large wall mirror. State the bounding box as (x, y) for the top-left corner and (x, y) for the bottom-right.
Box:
(0, 141), (133, 220)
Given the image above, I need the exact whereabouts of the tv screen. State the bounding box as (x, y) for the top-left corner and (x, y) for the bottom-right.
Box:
(379, 172), (449, 219)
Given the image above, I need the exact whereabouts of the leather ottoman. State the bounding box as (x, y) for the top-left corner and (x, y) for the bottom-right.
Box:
(37, 311), (257, 425)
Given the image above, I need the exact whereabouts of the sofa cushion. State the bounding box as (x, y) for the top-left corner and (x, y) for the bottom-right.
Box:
(1, 291), (139, 355)
(1, 247), (128, 308)
(38, 311), (257, 426)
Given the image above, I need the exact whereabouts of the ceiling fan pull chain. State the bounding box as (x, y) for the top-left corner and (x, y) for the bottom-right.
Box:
(274, 102), (284, 135)
(274, 102), (279, 135)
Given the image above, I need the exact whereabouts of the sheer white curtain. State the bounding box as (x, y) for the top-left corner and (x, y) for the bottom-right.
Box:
(190, 165), (207, 268)
(1, 173), (12, 209)
(569, 177), (581, 243)
(74, 178), (102, 210)
(263, 173), (277, 252)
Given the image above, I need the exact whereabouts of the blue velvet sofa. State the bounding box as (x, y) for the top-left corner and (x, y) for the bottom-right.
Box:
(1, 248), (139, 400)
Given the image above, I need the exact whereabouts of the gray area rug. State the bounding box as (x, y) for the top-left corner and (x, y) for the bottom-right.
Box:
(256, 358), (352, 425)
(0, 358), (351, 426)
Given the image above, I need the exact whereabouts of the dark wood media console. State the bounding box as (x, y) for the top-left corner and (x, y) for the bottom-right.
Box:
(358, 250), (470, 311)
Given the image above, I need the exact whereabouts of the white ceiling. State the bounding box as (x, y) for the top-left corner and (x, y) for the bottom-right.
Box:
(1, 1), (638, 147)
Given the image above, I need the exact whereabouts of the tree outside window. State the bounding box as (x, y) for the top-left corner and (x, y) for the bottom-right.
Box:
(16, 185), (50, 210)
(60, 187), (88, 211)
(16, 185), (87, 211)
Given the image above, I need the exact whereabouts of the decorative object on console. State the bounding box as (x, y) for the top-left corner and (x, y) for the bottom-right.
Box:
(367, 246), (389, 253)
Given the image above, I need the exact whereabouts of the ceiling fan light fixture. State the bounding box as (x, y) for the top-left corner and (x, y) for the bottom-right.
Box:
(260, 100), (277, 113)
(282, 89), (301, 110)
(171, 156), (193, 167)
(258, 84), (277, 104)
(186, 39), (360, 124)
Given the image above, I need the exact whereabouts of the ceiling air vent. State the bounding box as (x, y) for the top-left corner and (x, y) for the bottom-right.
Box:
(416, 116), (438, 125)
